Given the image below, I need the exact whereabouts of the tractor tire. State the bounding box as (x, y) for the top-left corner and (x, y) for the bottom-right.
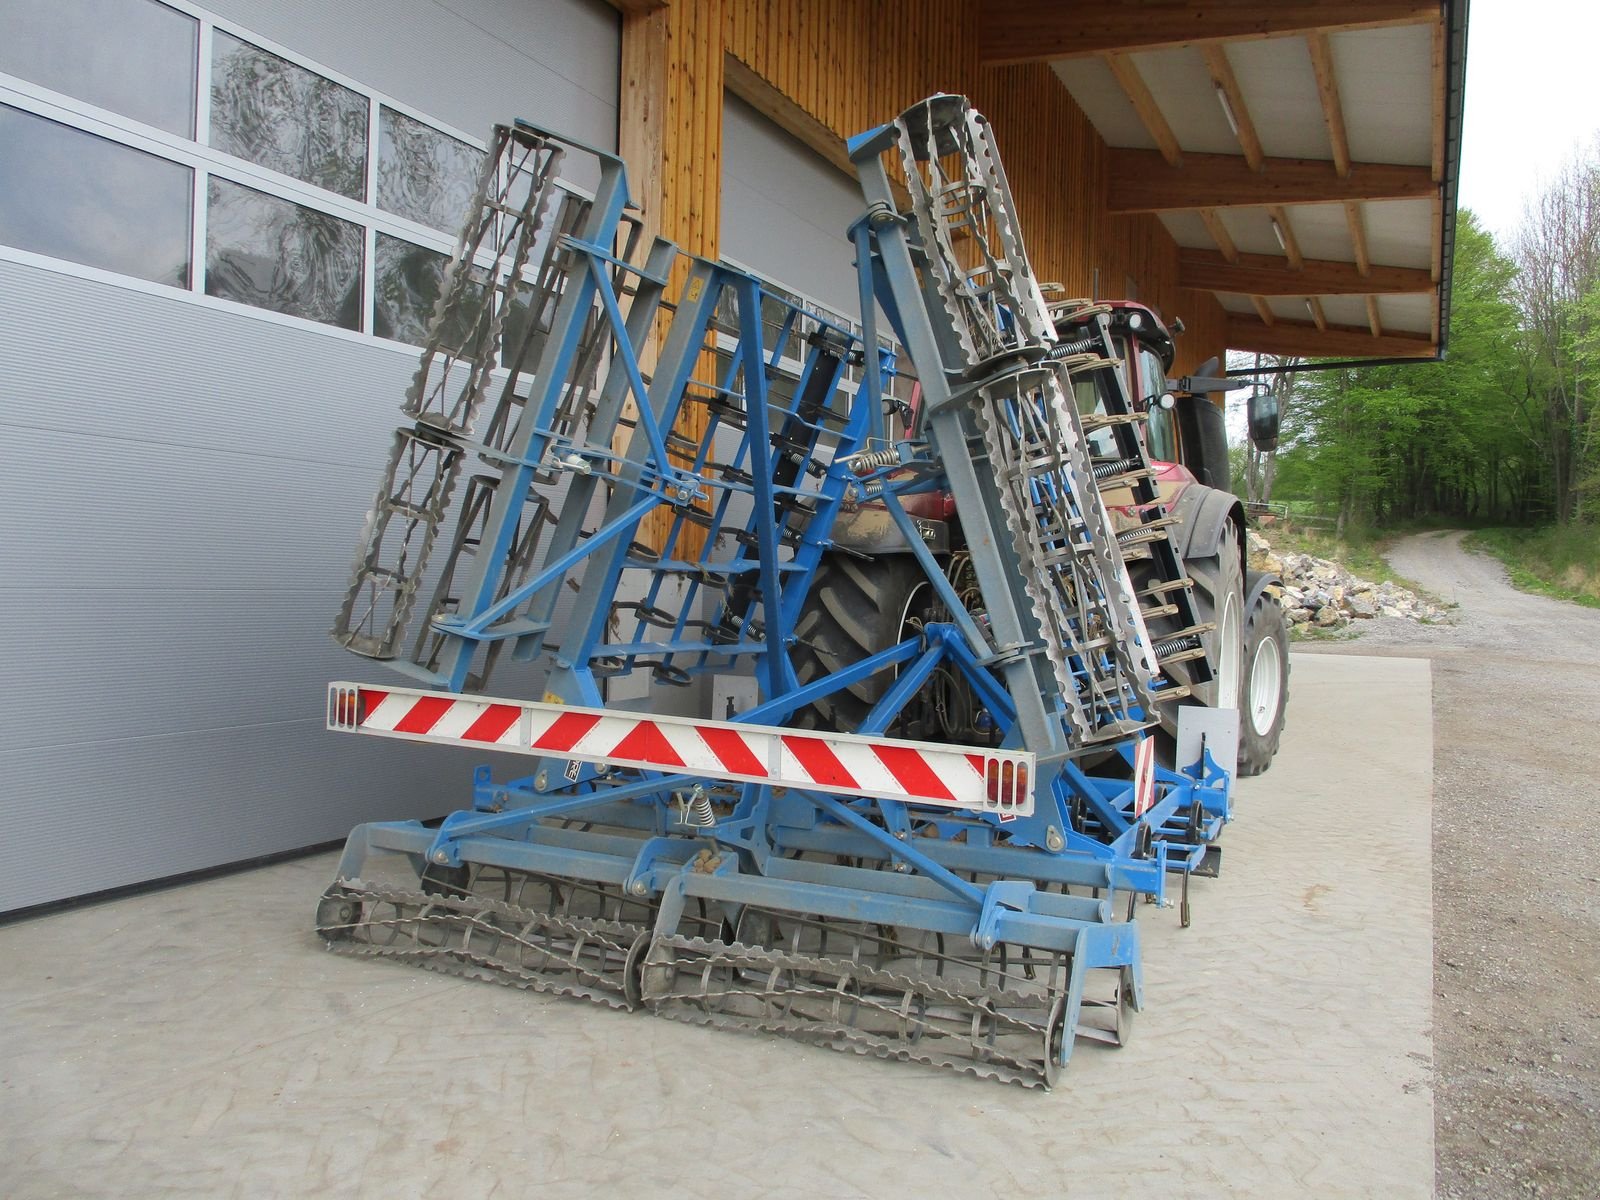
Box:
(1183, 520), (1245, 715)
(1237, 591), (1289, 776)
(789, 553), (930, 733)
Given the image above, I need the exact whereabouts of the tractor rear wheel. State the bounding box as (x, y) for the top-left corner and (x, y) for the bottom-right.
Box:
(789, 554), (932, 733)
(1238, 591), (1289, 776)
(1185, 521), (1245, 713)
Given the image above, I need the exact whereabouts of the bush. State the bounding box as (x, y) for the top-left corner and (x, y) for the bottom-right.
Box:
(1468, 525), (1600, 607)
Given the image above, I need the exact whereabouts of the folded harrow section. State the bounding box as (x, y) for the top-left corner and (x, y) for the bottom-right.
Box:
(316, 98), (1236, 1089)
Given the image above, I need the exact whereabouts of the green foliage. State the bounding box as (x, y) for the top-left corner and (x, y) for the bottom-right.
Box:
(1272, 210), (1547, 529)
(1467, 525), (1600, 607)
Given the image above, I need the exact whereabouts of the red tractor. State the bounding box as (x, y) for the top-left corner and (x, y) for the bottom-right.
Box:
(793, 299), (1289, 775)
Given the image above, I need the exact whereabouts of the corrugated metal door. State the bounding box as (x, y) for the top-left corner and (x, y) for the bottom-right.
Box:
(0, 0), (620, 911)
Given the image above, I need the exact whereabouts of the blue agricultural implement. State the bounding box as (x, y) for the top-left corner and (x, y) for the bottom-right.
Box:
(316, 95), (1286, 1086)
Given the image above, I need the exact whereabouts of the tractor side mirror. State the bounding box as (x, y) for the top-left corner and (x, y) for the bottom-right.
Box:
(1247, 386), (1280, 452)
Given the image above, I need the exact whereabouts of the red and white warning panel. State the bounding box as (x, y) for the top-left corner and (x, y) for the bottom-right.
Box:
(328, 682), (1034, 816)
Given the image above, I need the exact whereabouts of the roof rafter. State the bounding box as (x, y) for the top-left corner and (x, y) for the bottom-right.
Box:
(1107, 149), (1435, 212)
(1366, 296), (1384, 337)
(1267, 205), (1305, 269)
(1102, 52), (1184, 166)
(1200, 43), (1263, 170)
(1198, 208), (1240, 263)
(1179, 248), (1434, 296)
(1307, 31), (1352, 177)
(978, 1), (1437, 65)
(1345, 201), (1372, 276)
(1250, 296), (1277, 326)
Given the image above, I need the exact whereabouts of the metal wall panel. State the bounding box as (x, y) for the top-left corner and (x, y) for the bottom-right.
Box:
(0, 0), (619, 911)
(719, 94), (865, 320)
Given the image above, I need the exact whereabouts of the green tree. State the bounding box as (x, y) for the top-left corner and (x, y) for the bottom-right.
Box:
(1272, 209), (1532, 528)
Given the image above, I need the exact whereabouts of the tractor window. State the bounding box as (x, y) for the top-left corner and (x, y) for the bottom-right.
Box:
(1138, 346), (1178, 463)
(1072, 374), (1117, 457)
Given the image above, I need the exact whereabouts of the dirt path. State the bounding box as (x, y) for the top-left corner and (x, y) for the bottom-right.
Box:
(1298, 530), (1600, 1198)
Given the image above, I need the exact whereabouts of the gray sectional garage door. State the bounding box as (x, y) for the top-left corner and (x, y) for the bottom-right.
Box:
(720, 94), (867, 323)
(0, 0), (620, 911)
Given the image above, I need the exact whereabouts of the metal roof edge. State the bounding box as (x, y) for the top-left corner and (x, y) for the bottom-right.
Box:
(1435, 0), (1469, 361)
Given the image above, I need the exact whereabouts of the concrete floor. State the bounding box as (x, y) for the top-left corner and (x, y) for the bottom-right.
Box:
(0, 653), (1434, 1199)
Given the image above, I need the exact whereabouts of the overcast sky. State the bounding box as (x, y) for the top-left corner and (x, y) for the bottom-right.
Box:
(1458, 0), (1600, 247)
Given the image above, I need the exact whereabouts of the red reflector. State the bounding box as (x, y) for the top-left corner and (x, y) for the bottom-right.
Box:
(985, 758), (1026, 809)
(332, 690), (364, 726)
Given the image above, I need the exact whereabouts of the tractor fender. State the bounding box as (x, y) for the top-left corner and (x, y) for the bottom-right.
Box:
(828, 506), (949, 556)
(1169, 483), (1247, 569)
(1244, 569), (1282, 615)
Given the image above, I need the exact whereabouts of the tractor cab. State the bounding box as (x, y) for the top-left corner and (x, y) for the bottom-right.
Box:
(1055, 300), (1240, 503)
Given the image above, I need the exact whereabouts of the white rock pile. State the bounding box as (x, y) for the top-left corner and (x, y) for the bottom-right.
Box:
(1246, 529), (1450, 630)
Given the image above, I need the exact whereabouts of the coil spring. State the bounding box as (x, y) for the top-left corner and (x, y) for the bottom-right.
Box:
(849, 447), (900, 474)
(1047, 335), (1098, 360)
(1093, 456), (1142, 481)
(1153, 633), (1202, 658)
(679, 790), (717, 828)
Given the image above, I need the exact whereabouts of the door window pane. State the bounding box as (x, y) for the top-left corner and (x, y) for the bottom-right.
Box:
(0, 105), (191, 286)
(377, 107), (483, 234)
(210, 32), (367, 200)
(0, 0), (198, 136)
(206, 178), (362, 329)
(374, 234), (488, 348)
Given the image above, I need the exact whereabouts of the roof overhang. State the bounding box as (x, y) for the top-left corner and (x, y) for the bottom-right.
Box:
(983, 1), (1469, 364)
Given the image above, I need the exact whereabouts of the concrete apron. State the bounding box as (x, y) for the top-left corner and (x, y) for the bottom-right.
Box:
(0, 653), (1434, 1199)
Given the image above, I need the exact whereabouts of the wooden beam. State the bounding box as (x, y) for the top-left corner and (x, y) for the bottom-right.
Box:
(1178, 248), (1435, 295)
(1344, 201), (1371, 276)
(1306, 32), (1351, 177)
(1250, 296), (1277, 326)
(1200, 43), (1263, 170)
(1103, 53), (1183, 166)
(1198, 208), (1240, 263)
(978, 1), (1437, 65)
(1267, 205), (1304, 269)
(1308, 296), (1329, 330)
(618, 5), (669, 247)
(1366, 295), (1384, 337)
(1107, 149), (1436, 212)
(1227, 314), (1436, 358)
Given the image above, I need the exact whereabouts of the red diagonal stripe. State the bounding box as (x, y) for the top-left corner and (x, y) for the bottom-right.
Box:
(872, 743), (956, 803)
(609, 721), (686, 769)
(461, 703), (522, 743)
(782, 735), (858, 790)
(698, 725), (766, 777)
(355, 689), (388, 725)
(532, 712), (602, 752)
(965, 753), (985, 777)
(393, 695), (455, 734)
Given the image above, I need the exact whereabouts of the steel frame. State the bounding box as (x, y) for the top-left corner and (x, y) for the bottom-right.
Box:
(323, 104), (1237, 1078)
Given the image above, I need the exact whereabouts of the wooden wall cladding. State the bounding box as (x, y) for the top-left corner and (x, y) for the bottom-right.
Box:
(626, 1), (1229, 377)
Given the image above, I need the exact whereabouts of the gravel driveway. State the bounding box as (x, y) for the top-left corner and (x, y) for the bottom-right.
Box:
(1298, 530), (1600, 1198)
